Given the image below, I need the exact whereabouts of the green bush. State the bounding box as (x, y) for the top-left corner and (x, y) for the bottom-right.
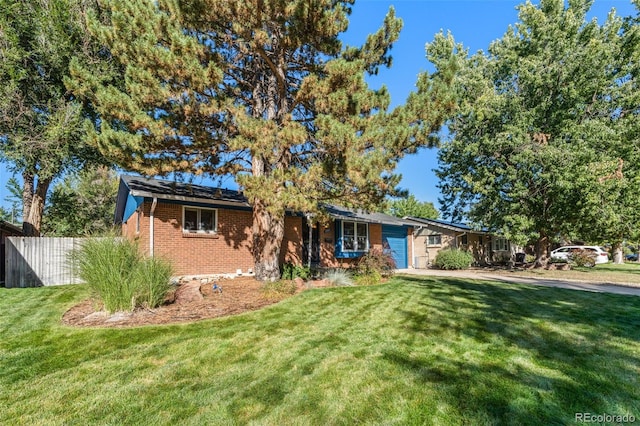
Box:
(569, 250), (596, 267)
(354, 270), (382, 286)
(433, 249), (473, 270)
(281, 262), (310, 280)
(133, 257), (173, 309)
(356, 248), (396, 277)
(72, 238), (173, 313)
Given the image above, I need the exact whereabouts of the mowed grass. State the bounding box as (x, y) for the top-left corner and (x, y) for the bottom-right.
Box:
(1, 276), (639, 425)
(499, 262), (640, 286)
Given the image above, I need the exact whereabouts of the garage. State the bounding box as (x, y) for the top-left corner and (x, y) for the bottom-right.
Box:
(382, 225), (408, 269)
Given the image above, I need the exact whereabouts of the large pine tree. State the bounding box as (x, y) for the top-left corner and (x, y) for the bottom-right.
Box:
(72, 0), (458, 280)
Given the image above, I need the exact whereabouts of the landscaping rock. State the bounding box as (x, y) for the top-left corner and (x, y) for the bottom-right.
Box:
(174, 281), (204, 304)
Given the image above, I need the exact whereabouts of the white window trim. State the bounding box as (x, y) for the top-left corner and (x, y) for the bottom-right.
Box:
(426, 234), (442, 247)
(492, 237), (509, 252)
(182, 206), (218, 234)
(341, 221), (370, 252)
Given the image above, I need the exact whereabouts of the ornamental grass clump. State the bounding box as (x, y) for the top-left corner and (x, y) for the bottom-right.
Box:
(324, 269), (354, 287)
(433, 249), (474, 270)
(72, 238), (173, 313)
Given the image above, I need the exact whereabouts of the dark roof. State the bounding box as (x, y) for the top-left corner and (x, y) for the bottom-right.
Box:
(406, 216), (489, 233)
(325, 205), (416, 227)
(0, 220), (23, 235)
(121, 175), (250, 207)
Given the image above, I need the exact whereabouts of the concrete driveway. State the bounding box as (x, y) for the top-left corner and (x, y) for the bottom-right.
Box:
(396, 268), (640, 297)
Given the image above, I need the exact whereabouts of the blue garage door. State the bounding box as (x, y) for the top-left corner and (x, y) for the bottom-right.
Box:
(382, 225), (407, 269)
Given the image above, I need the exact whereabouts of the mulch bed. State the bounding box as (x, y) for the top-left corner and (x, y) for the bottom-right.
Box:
(62, 276), (322, 328)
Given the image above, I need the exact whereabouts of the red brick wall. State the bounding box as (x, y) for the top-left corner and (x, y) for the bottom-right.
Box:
(121, 201), (303, 276)
(319, 222), (383, 268)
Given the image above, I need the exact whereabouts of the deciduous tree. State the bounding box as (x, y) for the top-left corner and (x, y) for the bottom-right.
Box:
(72, 0), (458, 280)
(0, 0), (109, 236)
(436, 0), (638, 265)
(42, 166), (118, 236)
(386, 194), (439, 219)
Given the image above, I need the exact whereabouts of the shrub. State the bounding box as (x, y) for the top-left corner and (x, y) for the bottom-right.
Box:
(569, 250), (596, 267)
(433, 249), (473, 270)
(281, 262), (310, 280)
(72, 238), (173, 313)
(133, 257), (173, 309)
(549, 256), (568, 264)
(353, 270), (382, 286)
(324, 269), (354, 287)
(356, 248), (396, 277)
(260, 280), (297, 300)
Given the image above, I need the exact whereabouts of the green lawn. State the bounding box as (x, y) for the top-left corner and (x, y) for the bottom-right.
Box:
(1, 277), (639, 425)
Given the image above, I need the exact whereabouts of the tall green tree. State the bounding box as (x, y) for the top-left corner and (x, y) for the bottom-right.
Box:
(3, 177), (23, 224)
(72, 0), (458, 280)
(0, 0), (109, 236)
(436, 0), (637, 265)
(386, 194), (439, 219)
(42, 166), (119, 236)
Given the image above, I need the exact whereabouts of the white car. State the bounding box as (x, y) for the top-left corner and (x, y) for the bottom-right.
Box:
(550, 246), (609, 264)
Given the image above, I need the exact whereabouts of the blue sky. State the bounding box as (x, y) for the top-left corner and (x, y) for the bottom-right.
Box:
(0, 0), (636, 214)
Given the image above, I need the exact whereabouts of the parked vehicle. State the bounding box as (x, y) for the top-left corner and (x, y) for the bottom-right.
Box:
(625, 253), (638, 262)
(550, 246), (609, 265)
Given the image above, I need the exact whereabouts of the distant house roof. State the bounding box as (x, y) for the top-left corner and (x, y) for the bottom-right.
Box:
(325, 205), (417, 227)
(406, 216), (490, 234)
(0, 220), (22, 235)
(114, 175), (250, 224)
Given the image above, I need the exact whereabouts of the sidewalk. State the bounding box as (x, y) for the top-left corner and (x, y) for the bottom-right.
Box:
(396, 268), (640, 297)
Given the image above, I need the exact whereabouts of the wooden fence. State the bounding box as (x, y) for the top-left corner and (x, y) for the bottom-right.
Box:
(4, 237), (85, 288)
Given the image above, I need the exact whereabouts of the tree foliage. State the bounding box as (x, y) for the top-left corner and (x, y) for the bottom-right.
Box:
(42, 166), (119, 237)
(386, 194), (439, 219)
(0, 0), (110, 235)
(72, 0), (459, 280)
(435, 0), (640, 265)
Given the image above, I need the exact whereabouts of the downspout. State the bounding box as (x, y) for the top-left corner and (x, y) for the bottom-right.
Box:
(411, 229), (415, 268)
(305, 213), (313, 269)
(149, 197), (157, 257)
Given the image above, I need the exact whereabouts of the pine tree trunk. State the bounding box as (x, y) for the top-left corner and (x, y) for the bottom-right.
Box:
(22, 176), (51, 237)
(534, 232), (550, 268)
(252, 199), (284, 282)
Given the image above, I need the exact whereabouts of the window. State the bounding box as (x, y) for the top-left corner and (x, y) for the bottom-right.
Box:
(492, 237), (509, 251)
(183, 207), (217, 233)
(427, 234), (442, 246)
(459, 234), (468, 245)
(342, 221), (369, 252)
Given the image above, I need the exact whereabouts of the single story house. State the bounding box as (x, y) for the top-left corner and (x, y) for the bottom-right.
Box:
(407, 217), (514, 267)
(1, 220), (23, 285)
(114, 176), (415, 276)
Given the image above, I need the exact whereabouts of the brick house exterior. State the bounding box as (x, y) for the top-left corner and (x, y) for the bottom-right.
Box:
(115, 176), (415, 276)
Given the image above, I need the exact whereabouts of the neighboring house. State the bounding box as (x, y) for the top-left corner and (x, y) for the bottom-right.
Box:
(114, 176), (415, 276)
(407, 217), (513, 267)
(1, 220), (23, 285)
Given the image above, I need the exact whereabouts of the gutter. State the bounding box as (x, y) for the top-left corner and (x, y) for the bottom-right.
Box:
(150, 197), (157, 257)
